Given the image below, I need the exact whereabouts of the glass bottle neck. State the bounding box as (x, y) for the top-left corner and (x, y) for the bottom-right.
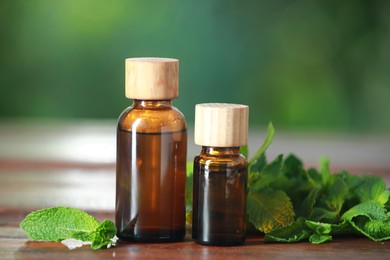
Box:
(201, 146), (241, 157)
(132, 100), (172, 109)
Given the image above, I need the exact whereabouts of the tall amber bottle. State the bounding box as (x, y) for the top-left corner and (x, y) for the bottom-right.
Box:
(192, 103), (249, 245)
(116, 58), (187, 242)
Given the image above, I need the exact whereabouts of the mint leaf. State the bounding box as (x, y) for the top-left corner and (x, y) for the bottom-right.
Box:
(330, 219), (357, 236)
(339, 170), (362, 191)
(275, 155), (315, 204)
(324, 176), (349, 210)
(250, 122), (275, 164)
(309, 233), (332, 244)
(247, 188), (295, 233)
(353, 217), (390, 241)
(249, 154), (284, 192)
(299, 187), (320, 218)
(353, 175), (389, 204)
(20, 207), (117, 250)
(265, 217), (310, 242)
(91, 220), (117, 250)
(310, 207), (340, 224)
(306, 220), (332, 234)
(20, 207), (100, 242)
(342, 200), (390, 241)
(311, 176), (349, 223)
(248, 123), (278, 193)
(306, 220), (332, 244)
(72, 230), (96, 242)
(307, 168), (322, 187)
(319, 157), (331, 186)
(249, 122), (275, 173)
(265, 219), (334, 244)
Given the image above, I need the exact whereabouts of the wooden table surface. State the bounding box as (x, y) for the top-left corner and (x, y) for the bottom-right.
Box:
(1, 120), (390, 259)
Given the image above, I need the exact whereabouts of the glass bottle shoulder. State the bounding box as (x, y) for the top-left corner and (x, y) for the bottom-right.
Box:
(118, 101), (187, 133)
(194, 149), (247, 172)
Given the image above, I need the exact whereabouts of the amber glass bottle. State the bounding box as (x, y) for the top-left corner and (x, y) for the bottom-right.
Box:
(192, 103), (249, 245)
(116, 58), (187, 242)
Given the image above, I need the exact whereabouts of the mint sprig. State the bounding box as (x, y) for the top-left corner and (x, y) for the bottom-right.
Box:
(20, 207), (117, 249)
(246, 122), (390, 243)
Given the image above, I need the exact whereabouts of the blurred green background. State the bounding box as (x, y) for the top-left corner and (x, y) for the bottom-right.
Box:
(1, 0), (389, 132)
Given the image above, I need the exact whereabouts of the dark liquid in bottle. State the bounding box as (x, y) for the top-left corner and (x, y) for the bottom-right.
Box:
(116, 129), (187, 242)
(192, 164), (247, 245)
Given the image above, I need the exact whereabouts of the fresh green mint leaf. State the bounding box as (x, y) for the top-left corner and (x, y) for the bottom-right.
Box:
(319, 156), (331, 186)
(337, 171), (363, 209)
(264, 217), (310, 242)
(342, 201), (389, 224)
(306, 220), (332, 243)
(20, 207), (117, 250)
(353, 175), (389, 204)
(278, 154), (312, 194)
(309, 174), (348, 223)
(310, 207), (340, 223)
(274, 155), (318, 215)
(325, 176), (349, 209)
(20, 207), (100, 242)
(249, 122), (275, 173)
(250, 122), (275, 164)
(378, 190), (390, 205)
(283, 154), (304, 177)
(71, 230), (96, 242)
(310, 175), (349, 223)
(91, 220), (117, 250)
(249, 154), (267, 177)
(339, 170), (362, 191)
(299, 187), (320, 218)
(265, 219), (334, 244)
(330, 219), (356, 236)
(342, 200), (390, 241)
(247, 188), (295, 233)
(306, 168), (322, 187)
(309, 233), (332, 244)
(249, 154), (283, 192)
(351, 217), (390, 242)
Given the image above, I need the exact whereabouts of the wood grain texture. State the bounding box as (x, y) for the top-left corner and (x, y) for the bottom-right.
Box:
(125, 57), (179, 100)
(195, 103), (249, 147)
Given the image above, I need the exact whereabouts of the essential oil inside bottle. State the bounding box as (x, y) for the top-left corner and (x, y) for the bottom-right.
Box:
(192, 147), (247, 245)
(116, 129), (187, 241)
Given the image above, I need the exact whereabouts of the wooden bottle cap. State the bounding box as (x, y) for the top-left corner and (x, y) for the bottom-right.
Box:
(195, 103), (249, 147)
(125, 57), (179, 100)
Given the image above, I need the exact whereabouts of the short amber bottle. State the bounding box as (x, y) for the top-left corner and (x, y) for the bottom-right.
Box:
(192, 103), (249, 245)
(116, 58), (187, 242)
